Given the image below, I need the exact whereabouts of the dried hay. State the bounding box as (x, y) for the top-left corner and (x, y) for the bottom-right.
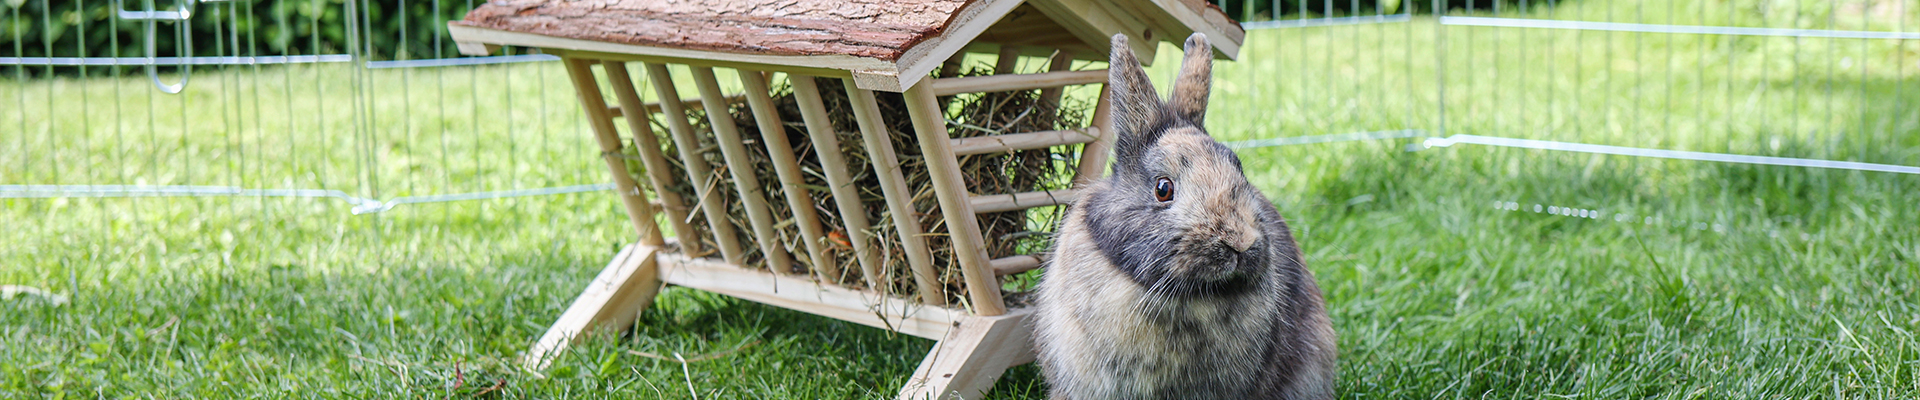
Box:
(629, 63), (1092, 305)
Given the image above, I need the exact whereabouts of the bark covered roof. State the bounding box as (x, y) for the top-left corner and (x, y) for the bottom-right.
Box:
(453, 0), (974, 61)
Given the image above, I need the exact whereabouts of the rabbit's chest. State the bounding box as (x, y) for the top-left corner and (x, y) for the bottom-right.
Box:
(1072, 294), (1274, 398)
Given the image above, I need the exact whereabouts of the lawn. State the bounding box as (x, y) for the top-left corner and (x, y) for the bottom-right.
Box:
(4, 1), (1920, 398)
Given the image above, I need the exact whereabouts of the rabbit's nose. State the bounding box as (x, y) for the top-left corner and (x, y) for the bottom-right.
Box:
(1228, 227), (1259, 253)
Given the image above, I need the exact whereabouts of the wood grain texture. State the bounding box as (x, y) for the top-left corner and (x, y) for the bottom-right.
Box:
(897, 308), (1036, 400)
(524, 244), (662, 370)
(455, 0), (971, 61)
(657, 254), (963, 340)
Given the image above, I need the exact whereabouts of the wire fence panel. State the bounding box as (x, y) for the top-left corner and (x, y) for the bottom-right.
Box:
(2, 0), (603, 214)
(5, 0), (1917, 242)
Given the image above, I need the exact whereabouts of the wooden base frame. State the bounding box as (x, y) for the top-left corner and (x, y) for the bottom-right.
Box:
(529, 57), (1126, 399)
(527, 243), (1037, 400)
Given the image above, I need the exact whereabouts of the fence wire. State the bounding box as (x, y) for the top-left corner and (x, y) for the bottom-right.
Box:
(5, 0), (1917, 223)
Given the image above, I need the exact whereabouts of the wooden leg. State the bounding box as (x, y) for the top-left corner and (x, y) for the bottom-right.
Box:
(523, 244), (662, 370)
(898, 308), (1036, 400)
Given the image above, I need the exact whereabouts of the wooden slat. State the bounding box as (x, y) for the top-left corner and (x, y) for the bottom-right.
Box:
(1038, 50), (1076, 106)
(904, 82), (1006, 317)
(658, 254), (963, 340)
(738, 70), (839, 282)
(969, 189), (1079, 214)
(994, 45), (1022, 74)
(523, 244), (662, 370)
(1073, 85), (1115, 187)
(689, 66), (796, 275)
(1021, 0), (1158, 64)
(949, 127), (1100, 156)
(643, 63), (745, 264)
(789, 76), (886, 289)
(844, 79), (947, 306)
(606, 94), (745, 117)
(896, 308), (1036, 400)
(989, 255), (1045, 276)
(929, 69), (1107, 97)
(858, 0), (1029, 92)
(561, 58), (663, 245)
(602, 61), (705, 253)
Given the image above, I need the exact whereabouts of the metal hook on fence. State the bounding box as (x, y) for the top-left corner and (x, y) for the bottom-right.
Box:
(114, 0), (239, 94)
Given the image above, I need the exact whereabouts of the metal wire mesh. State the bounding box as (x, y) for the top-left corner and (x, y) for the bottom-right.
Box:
(4, 0), (1917, 239)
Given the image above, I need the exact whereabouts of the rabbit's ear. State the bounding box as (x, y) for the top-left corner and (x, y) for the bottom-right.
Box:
(1169, 33), (1212, 127)
(1108, 34), (1166, 164)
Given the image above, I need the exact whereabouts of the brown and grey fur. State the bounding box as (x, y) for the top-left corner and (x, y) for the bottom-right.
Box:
(1032, 33), (1336, 400)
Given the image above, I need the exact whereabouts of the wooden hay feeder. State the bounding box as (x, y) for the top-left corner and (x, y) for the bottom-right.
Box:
(448, 1), (1242, 397)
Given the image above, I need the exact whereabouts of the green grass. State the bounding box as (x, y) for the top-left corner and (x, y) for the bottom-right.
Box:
(5, 1), (1920, 397)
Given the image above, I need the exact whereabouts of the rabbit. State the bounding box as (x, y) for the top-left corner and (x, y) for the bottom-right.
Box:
(1032, 32), (1336, 400)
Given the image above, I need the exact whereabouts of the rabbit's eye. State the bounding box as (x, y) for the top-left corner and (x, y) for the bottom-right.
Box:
(1154, 177), (1175, 202)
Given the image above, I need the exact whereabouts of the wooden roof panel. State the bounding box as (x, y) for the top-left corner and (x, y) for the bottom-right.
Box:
(453, 0), (974, 61)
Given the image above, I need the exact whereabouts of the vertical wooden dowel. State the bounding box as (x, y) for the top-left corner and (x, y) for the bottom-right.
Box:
(789, 76), (884, 290)
(844, 79), (946, 306)
(688, 66), (796, 275)
(738, 70), (839, 282)
(1039, 51), (1076, 106)
(1073, 85), (1114, 187)
(938, 52), (968, 109)
(643, 63), (745, 264)
(561, 58), (662, 245)
(602, 60), (704, 252)
(995, 45), (1022, 74)
(903, 82), (1006, 317)
(940, 51), (967, 77)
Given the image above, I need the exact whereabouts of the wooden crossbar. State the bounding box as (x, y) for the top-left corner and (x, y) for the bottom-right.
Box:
(989, 255), (1045, 276)
(949, 127), (1101, 156)
(969, 189), (1079, 214)
(928, 69), (1106, 96)
(605, 94), (744, 117)
(659, 254), (963, 340)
